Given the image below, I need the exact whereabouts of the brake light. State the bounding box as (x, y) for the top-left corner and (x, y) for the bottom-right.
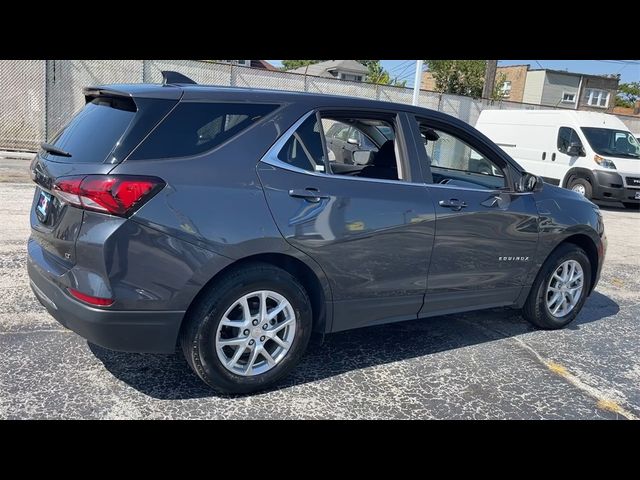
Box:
(52, 175), (164, 217)
(68, 288), (114, 307)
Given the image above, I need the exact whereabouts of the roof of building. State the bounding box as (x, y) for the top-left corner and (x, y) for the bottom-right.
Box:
(529, 68), (619, 80)
(289, 60), (369, 76)
(252, 60), (277, 71)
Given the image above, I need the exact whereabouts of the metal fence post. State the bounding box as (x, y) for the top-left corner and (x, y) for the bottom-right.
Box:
(44, 60), (50, 141)
(230, 64), (236, 87)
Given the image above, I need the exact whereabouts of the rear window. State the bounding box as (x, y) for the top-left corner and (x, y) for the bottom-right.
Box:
(130, 102), (279, 160)
(45, 96), (136, 163)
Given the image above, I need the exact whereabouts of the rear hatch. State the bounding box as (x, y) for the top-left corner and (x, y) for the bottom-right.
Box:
(30, 87), (179, 268)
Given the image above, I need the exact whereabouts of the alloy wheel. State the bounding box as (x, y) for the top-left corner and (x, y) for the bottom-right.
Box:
(545, 260), (584, 317)
(215, 290), (296, 376)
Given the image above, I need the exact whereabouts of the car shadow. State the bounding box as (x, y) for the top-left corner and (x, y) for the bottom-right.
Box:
(88, 291), (619, 400)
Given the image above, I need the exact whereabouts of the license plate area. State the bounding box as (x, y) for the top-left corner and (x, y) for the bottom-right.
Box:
(36, 190), (52, 222)
(635, 191), (640, 200)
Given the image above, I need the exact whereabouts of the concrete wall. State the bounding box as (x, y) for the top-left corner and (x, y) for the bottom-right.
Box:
(540, 71), (580, 109)
(522, 70), (546, 105)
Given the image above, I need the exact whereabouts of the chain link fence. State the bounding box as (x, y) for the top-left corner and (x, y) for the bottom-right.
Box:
(0, 61), (46, 151)
(1, 60), (639, 152)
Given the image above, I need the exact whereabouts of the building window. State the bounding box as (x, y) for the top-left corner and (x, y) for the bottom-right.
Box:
(562, 92), (576, 103)
(500, 81), (512, 98)
(585, 89), (610, 108)
(339, 73), (363, 82)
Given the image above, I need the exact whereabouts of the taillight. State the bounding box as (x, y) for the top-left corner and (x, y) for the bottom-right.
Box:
(68, 288), (114, 307)
(52, 175), (165, 217)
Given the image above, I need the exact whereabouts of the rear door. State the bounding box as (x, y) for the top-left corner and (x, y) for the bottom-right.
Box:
(258, 109), (435, 332)
(30, 92), (177, 268)
(409, 115), (539, 315)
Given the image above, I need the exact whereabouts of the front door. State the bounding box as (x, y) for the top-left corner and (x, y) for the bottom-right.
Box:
(410, 116), (540, 316)
(258, 110), (435, 332)
(551, 126), (584, 181)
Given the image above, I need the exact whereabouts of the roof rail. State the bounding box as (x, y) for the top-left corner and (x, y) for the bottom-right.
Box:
(161, 71), (197, 85)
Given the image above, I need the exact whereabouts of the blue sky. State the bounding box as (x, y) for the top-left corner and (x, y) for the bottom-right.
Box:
(267, 60), (639, 86)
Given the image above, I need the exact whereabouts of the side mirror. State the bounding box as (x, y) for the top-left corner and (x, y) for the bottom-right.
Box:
(567, 142), (586, 157)
(347, 137), (360, 146)
(517, 172), (544, 193)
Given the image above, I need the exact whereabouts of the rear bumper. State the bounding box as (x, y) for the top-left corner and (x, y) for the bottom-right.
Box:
(27, 254), (184, 354)
(592, 171), (640, 203)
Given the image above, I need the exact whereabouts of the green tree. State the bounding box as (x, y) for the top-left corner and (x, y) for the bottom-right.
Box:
(424, 60), (505, 99)
(492, 72), (508, 101)
(358, 60), (406, 86)
(616, 82), (640, 108)
(281, 60), (324, 70)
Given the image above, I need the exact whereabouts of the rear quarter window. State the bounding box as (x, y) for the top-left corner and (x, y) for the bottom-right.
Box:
(129, 102), (279, 160)
(46, 96), (137, 163)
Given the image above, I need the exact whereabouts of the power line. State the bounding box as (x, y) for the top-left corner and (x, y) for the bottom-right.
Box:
(395, 62), (416, 81)
(595, 60), (639, 65)
(389, 60), (412, 74)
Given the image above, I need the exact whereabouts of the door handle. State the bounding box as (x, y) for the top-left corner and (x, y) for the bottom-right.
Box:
(288, 188), (329, 203)
(438, 198), (467, 211)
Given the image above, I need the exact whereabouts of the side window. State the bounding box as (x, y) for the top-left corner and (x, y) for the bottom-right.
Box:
(335, 125), (351, 141)
(130, 102), (278, 160)
(275, 112), (407, 183)
(557, 127), (582, 154)
(414, 119), (506, 189)
(320, 114), (402, 181)
(277, 115), (326, 173)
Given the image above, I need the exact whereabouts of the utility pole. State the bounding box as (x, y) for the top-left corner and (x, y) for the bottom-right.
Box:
(412, 60), (424, 106)
(482, 60), (498, 99)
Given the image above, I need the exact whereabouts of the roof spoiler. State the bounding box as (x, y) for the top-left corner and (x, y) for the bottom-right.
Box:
(161, 70), (197, 85)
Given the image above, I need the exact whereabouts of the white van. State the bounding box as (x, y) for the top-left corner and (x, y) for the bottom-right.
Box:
(475, 109), (640, 208)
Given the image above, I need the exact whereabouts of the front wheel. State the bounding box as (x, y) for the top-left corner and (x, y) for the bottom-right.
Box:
(180, 263), (312, 394)
(568, 177), (592, 200)
(522, 244), (591, 329)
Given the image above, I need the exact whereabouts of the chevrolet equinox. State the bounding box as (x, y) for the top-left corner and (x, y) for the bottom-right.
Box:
(28, 72), (607, 393)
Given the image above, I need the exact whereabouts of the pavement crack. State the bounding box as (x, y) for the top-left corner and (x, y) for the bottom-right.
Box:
(459, 318), (638, 420)
(0, 328), (71, 335)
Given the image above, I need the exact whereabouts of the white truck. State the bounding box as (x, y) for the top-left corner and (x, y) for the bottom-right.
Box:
(475, 109), (640, 208)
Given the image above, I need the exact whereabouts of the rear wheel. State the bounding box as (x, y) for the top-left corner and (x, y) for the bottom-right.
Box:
(568, 177), (592, 200)
(522, 244), (591, 329)
(180, 263), (312, 394)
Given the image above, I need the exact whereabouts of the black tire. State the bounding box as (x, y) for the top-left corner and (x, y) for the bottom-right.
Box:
(567, 177), (592, 200)
(180, 263), (312, 394)
(522, 244), (591, 329)
(623, 202), (640, 210)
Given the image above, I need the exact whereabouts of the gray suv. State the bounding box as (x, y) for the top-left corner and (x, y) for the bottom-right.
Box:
(28, 72), (607, 394)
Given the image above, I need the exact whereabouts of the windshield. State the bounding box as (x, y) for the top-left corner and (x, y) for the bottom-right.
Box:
(581, 127), (640, 159)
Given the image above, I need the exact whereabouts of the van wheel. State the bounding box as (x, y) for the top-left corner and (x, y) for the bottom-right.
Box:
(568, 177), (592, 199)
(180, 263), (312, 394)
(522, 244), (591, 329)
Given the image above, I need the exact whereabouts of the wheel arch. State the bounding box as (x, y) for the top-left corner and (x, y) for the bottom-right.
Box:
(561, 167), (595, 189)
(180, 252), (332, 342)
(545, 233), (599, 295)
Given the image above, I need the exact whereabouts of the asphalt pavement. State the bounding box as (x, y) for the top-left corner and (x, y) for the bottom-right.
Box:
(1, 158), (638, 419)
